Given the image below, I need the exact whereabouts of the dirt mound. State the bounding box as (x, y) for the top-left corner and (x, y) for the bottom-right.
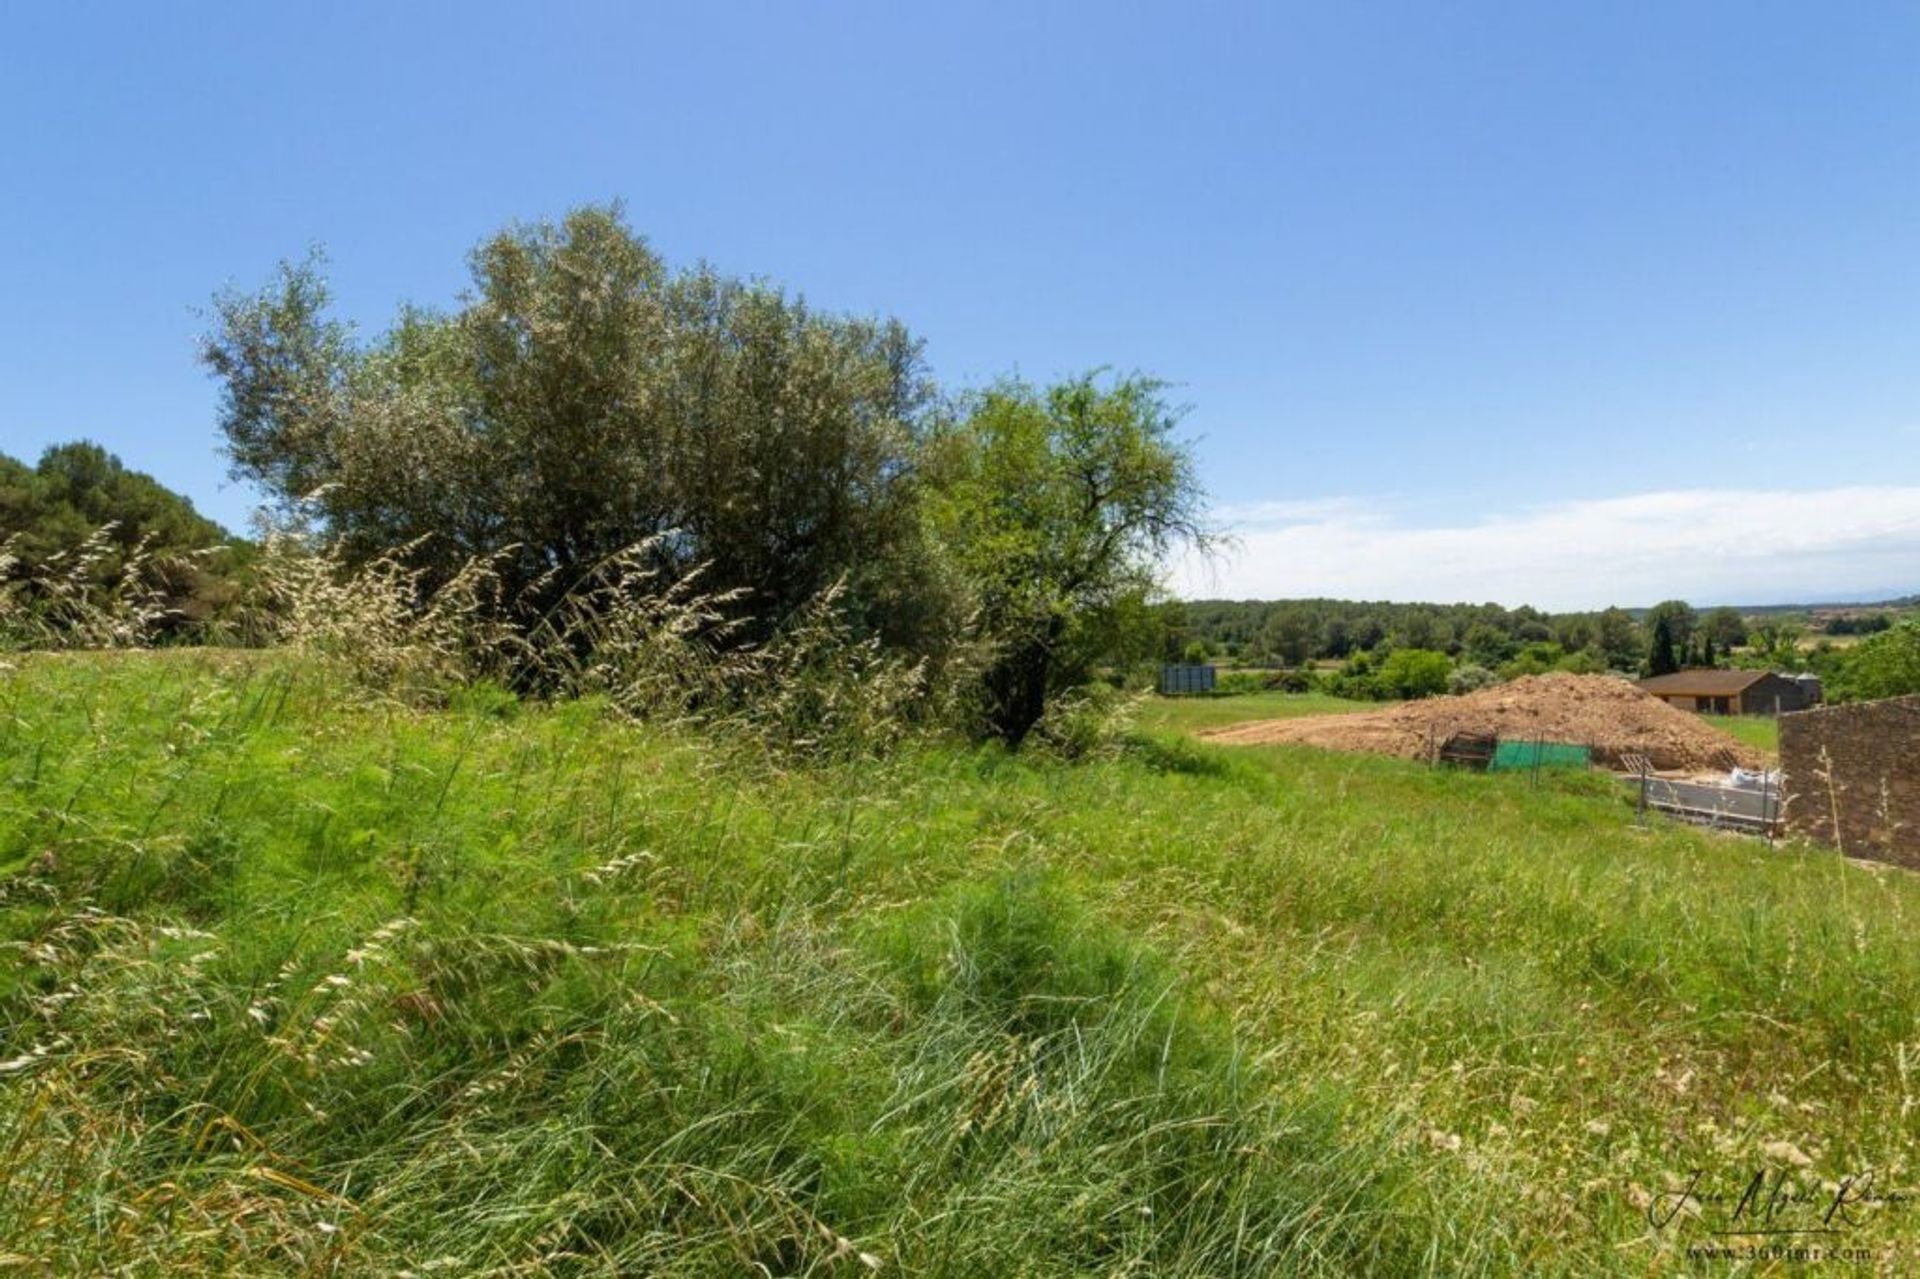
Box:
(1201, 672), (1764, 772)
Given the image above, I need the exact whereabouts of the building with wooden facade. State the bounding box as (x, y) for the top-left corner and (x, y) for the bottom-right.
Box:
(1636, 669), (1812, 716)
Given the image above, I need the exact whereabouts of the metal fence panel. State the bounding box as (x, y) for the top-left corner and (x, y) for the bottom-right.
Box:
(1158, 664), (1217, 695)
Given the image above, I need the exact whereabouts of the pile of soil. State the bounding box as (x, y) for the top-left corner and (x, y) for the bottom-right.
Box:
(1202, 672), (1764, 773)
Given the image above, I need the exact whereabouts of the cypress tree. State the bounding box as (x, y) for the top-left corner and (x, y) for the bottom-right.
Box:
(1649, 616), (1679, 676)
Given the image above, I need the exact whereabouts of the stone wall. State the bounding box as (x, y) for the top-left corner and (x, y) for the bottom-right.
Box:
(1779, 695), (1920, 868)
(1737, 673), (1811, 716)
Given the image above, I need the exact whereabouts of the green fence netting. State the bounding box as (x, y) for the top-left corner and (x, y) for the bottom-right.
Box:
(1488, 740), (1591, 772)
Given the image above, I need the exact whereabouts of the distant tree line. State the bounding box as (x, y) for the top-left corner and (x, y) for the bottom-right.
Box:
(1168, 592), (1919, 705)
(0, 441), (249, 634)
(1167, 597), (1751, 675)
(1823, 612), (1894, 635)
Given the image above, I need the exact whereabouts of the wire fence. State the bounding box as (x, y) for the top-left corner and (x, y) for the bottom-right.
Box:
(1428, 729), (1591, 782)
(1427, 731), (1788, 839)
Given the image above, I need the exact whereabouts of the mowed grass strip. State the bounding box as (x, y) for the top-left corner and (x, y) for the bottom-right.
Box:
(1134, 689), (1368, 733)
(1, 652), (1914, 1274)
(1699, 712), (1781, 758)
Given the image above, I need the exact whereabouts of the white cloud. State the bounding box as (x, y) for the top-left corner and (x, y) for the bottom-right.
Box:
(1206, 496), (1387, 527)
(1174, 486), (1920, 610)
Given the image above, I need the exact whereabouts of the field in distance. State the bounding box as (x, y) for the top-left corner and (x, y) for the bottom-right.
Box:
(1134, 688), (1368, 733)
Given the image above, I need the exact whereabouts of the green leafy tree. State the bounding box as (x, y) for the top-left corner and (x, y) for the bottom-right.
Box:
(202, 205), (944, 651)
(1500, 641), (1568, 680)
(1557, 648), (1605, 675)
(925, 373), (1212, 745)
(1320, 616), (1353, 658)
(1644, 600), (1697, 663)
(1393, 608), (1448, 652)
(1826, 620), (1920, 702)
(1462, 622), (1516, 668)
(1554, 614), (1596, 654)
(1825, 612), (1893, 635)
(1260, 607), (1316, 667)
(1154, 599), (1194, 665)
(1595, 607), (1643, 670)
(1069, 588), (1175, 683)
(1748, 619), (1806, 668)
(1447, 662), (1499, 694)
(1512, 611), (1553, 643)
(1703, 605), (1747, 652)
(1, 442), (231, 564)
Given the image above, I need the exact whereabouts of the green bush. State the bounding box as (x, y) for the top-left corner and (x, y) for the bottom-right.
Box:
(1375, 648), (1452, 699)
(1447, 662), (1499, 694)
(1824, 619), (1920, 702)
(1268, 666), (1319, 693)
(1213, 669), (1269, 696)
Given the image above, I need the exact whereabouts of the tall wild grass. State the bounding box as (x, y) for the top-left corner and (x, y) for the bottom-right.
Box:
(2, 654), (1917, 1271)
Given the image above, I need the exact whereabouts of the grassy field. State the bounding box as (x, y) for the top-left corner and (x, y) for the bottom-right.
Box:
(1699, 713), (1781, 759)
(1135, 689), (1366, 733)
(3, 652), (1916, 1273)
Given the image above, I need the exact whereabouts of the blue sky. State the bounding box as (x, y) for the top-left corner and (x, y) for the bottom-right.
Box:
(3, 1), (1916, 608)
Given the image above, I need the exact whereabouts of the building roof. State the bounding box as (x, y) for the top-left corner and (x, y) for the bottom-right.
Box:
(1637, 669), (1781, 696)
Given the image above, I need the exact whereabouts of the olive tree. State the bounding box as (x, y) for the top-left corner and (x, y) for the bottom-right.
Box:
(202, 205), (943, 649)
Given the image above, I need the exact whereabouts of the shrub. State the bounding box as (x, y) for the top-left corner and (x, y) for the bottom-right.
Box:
(1268, 666), (1319, 693)
(1556, 648), (1605, 675)
(1447, 662), (1499, 694)
(1374, 648), (1452, 699)
(1023, 681), (1142, 760)
(1498, 641), (1566, 679)
(1213, 669), (1269, 696)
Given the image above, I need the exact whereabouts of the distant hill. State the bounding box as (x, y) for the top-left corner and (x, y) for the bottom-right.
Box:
(1726, 594), (1918, 616)
(1173, 591), (1915, 671)
(1182, 593), (1916, 620)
